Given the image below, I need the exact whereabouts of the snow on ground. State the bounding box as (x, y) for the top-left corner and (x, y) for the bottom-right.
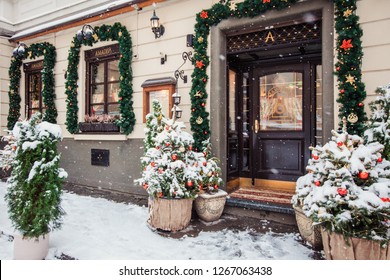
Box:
(0, 182), (316, 260)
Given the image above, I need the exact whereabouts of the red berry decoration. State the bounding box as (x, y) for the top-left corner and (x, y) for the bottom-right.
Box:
(151, 162), (156, 167)
(314, 181), (321, 187)
(358, 171), (369, 179)
(172, 154), (177, 161)
(378, 157), (383, 163)
(337, 188), (348, 196)
(312, 154), (319, 160)
(187, 180), (193, 187)
(337, 141), (343, 147)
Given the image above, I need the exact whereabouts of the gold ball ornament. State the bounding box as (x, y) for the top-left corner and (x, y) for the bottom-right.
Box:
(196, 116), (203, 124)
(179, 146), (186, 153)
(118, 31), (122, 37)
(347, 113), (358, 124)
(207, 171), (213, 177)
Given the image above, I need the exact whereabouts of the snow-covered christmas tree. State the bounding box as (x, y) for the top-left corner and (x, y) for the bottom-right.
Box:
(293, 128), (390, 242)
(365, 83), (390, 160)
(137, 100), (223, 199)
(3, 113), (67, 238)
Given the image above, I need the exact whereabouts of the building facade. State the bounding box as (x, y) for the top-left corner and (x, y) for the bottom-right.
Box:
(0, 0), (390, 210)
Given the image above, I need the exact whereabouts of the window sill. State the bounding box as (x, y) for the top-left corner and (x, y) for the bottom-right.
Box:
(73, 134), (128, 141)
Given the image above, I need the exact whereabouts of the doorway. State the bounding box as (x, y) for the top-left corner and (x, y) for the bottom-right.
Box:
(226, 23), (323, 193)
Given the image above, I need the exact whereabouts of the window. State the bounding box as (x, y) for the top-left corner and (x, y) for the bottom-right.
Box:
(141, 77), (176, 122)
(24, 60), (44, 118)
(85, 44), (120, 116)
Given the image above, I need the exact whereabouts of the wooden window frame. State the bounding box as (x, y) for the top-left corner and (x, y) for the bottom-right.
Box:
(24, 60), (44, 118)
(142, 79), (176, 123)
(85, 44), (120, 116)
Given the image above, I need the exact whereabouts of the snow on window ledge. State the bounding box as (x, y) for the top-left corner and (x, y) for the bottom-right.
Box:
(73, 134), (128, 141)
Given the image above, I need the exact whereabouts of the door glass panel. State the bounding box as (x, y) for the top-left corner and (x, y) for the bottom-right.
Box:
(259, 72), (303, 131)
(228, 69), (236, 132)
(315, 65), (323, 145)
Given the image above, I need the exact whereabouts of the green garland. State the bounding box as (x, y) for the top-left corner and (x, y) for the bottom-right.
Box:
(334, 0), (367, 135)
(65, 22), (135, 135)
(190, 0), (366, 150)
(8, 42), (57, 129)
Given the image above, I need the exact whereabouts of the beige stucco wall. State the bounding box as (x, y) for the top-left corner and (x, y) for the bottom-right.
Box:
(358, 0), (390, 104)
(0, 37), (12, 135)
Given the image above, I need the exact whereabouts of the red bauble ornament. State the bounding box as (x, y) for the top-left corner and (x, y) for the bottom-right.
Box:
(199, 185), (203, 190)
(337, 141), (343, 147)
(340, 89), (345, 94)
(201, 103), (205, 107)
(358, 171), (369, 179)
(336, 66), (341, 71)
(214, 185), (219, 190)
(156, 146), (160, 150)
(378, 157), (383, 163)
(158, 192), (163, 198)
(202, 78), (207, 83)
(187, 180), (193, 187)
(143, 183), (148, 190)
(151, 162), (156, 167)
(358, 102), (364, 107)
(189, 145), (193, 151)
(166, 142), (170, 147)
(337, 188), (348, 196)
(172, 154), (177, 161)
(381, 197), (390, 202)
(158, 168), (164, 174)
(314, 181), (321, 187)
(312, 154), (319, 160)
(263, 0), (270, 3)
(203, 161), (207, 166)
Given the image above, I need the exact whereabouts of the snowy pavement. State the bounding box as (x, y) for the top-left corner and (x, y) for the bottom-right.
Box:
(0, 182), (319, 260)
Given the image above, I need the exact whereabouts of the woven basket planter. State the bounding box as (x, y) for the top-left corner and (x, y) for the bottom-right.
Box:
(194, 189), (227, 222)
(293, 205), (322, 249)
(148, 197), (193, 232)
(321, 227), (390, 260)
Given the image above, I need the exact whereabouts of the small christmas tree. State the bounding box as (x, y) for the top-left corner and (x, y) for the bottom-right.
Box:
(293, 129), (390, 242)
(3, 113), (67, 238)
(137, 100), (223, 199)
(364, 83), (390, 160)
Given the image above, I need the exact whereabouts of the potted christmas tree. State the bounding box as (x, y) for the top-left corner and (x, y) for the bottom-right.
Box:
(364, 83), (390, 160)
(137, 101), (201, 231)
(0, 113), (67, 259)
(295, 127), (390, 259)
(194, 140), (226, 223)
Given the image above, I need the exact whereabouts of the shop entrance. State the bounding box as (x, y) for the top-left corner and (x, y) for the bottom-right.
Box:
(226, 20), (323, 194)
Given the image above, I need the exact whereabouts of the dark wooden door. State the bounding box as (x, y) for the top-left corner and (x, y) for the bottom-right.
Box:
(251, 63), (313, 182)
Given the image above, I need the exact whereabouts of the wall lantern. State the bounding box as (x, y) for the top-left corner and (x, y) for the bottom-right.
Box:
(171, 92), (182, 121)
(12, 42), (27, 58)
(76, 24), (94, 41)
(150, 10), (165, 39)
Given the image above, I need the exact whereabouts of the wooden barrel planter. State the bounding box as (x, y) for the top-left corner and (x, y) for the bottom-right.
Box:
(293, 205), (322, 249)
(321, 228), (390, 260)
(148, 197), (193, 232)
(194, 189), (227, 222)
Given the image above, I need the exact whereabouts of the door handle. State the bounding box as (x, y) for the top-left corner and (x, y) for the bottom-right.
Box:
(254, 119), (260, 133)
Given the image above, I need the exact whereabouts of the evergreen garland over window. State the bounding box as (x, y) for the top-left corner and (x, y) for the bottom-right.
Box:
(8, 42), (57, 129)
(190, 0), (366, 150)
(65, 22), (135, 135)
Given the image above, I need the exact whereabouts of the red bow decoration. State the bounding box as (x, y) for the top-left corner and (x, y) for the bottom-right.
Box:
(340, 39), (353, 50)
(200, 11), (208, 19)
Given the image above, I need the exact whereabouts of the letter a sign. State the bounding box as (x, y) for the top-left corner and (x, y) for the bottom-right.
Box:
(265, 31), (275, 43)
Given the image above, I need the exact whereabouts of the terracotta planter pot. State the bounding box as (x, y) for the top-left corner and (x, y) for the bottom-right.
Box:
(321, 227), (390, 260)
(148, 197), (193, 231)
(14, 234), (50, 260)
(194, 189), (227, 222)
(293, 205), (322, 249)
